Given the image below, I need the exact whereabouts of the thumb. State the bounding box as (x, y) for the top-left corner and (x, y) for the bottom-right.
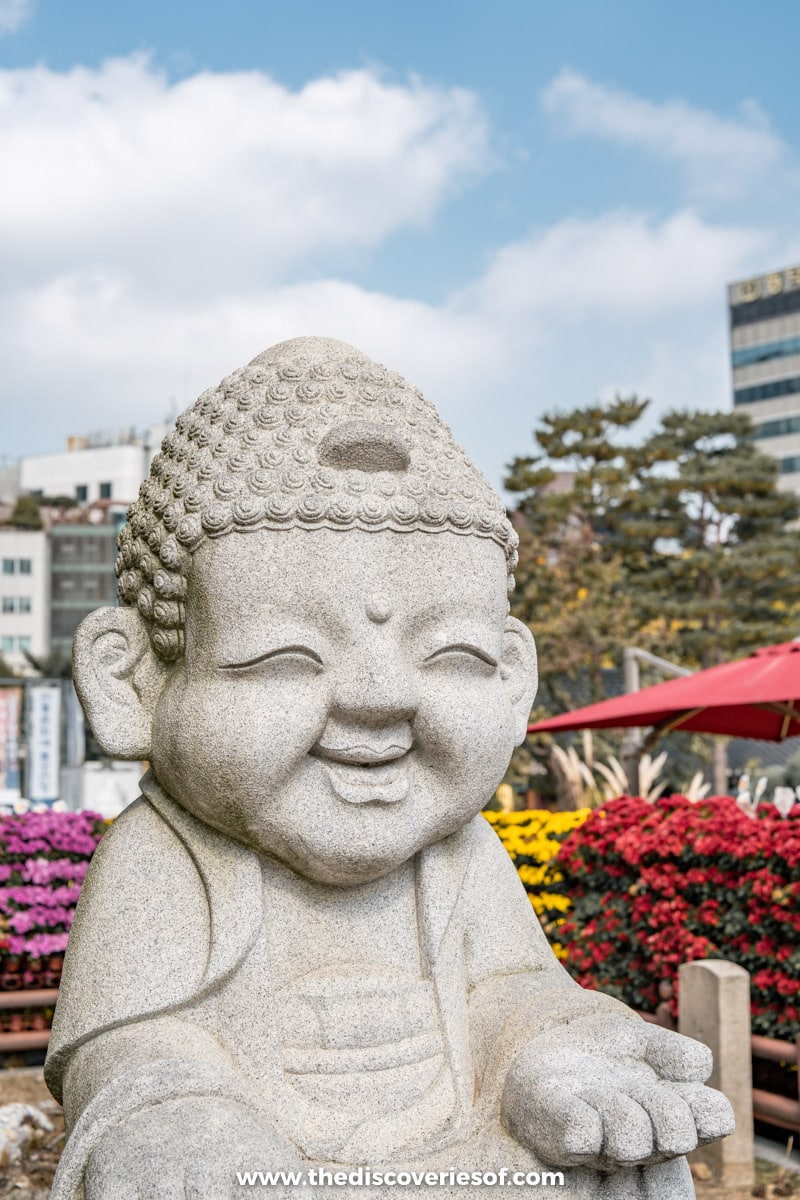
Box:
(644, 1025), (712, 1082)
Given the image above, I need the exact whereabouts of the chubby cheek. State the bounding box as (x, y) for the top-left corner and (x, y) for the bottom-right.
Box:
(416, 673), (515, 795)
(150, 674), (330, 829)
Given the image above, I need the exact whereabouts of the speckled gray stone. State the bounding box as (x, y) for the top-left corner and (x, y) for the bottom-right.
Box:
(46, 338), (733, 1199)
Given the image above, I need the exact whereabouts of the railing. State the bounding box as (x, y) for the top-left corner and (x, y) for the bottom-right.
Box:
(0, 988), (59, 1053)
(638, 1010), (800, 1136)
(751, 1033), (800, 1135)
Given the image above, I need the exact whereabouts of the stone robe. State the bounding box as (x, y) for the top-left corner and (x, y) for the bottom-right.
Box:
(45, 774), (694, 1198)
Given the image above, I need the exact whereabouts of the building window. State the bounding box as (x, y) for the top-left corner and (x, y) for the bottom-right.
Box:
(18, 560), (31, 575)
(1, 637), (12, 654)
(75, 484), (88, 503)
(734, 376), (800, 407)
(2, 560), (14, 575)
(19, 597), (31, 614)
(752, 414), (800, 440)
(99, 481), (112, 499)
(1, 597), (15, 613)
(781, 455), (800, 474)
(731, 334), (800, 369)
(17, 636), (30, 653)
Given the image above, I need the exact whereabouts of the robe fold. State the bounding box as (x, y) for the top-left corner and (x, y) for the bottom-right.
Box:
(45, 774), (694, 1199)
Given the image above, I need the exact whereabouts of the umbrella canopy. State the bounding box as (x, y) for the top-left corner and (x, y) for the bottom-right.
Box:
(528, 640), (800, 742)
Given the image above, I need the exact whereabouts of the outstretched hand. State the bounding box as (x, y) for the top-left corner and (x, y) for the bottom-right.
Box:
(501, 1015), (734, 1169)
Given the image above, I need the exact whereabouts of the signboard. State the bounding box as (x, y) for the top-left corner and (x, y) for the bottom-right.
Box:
(730, 264), (800, 306)
(27, 685), (61, 804)
(0, 687), (22, 802)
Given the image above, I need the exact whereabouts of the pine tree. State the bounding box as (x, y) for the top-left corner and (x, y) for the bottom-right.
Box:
(622, 410), (800, 667)
(506, 401), (800, 711)
(505, 396), (648, 710)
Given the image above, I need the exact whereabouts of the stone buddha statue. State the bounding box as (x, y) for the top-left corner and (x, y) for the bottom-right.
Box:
(45, 337), (732, 1198)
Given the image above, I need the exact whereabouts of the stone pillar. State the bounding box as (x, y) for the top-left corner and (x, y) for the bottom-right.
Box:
(678, 960), (754, 1189)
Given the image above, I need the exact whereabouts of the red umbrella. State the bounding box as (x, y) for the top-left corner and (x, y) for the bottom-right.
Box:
(528, 640), (800, 742)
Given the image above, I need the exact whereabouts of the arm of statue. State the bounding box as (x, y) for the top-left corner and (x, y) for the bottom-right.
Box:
(54, 1017), (316, 1200)
(465, 816), (734, 1169)
(501, 1010), (733, 1170)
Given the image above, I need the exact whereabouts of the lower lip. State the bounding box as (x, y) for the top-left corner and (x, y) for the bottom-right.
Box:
(320, 760), (410, 805)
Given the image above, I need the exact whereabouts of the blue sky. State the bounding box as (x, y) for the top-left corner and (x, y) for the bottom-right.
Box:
(2, 0), (799, 491)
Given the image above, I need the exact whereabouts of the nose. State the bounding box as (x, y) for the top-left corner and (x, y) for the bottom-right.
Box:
(330, 637), (418, 726)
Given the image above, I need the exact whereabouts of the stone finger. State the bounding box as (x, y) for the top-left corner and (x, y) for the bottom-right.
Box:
(625, 1082), (698, 1156)
(505, 1083), (604, 1165)
(668, 1080), (735, 1143)
(582, 1088), (653, 1163)
(644, 1025), (712, 1082)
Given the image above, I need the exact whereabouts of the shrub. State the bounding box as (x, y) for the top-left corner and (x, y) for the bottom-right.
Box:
(484, 808), (590, 958)
(546, 795), (800, 1040)
(0, 810), (106, 989)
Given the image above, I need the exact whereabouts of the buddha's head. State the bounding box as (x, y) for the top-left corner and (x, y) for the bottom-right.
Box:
(74, 338), (537, 883)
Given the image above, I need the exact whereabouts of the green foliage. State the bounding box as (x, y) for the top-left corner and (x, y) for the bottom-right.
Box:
(22, 649), (72, 679)
(505, 398), (800, 713)
(544, 795), (800, 1040)
(6, 494), (42, 530)
(622, 410), (800, 667)
(506, 395), (648, 710)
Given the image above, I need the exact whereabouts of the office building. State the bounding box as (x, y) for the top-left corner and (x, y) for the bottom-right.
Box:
(49, 519), (122, 663)
(0, 529), (50, 669)
(728, 263), (800, 493)
(18, 422), (170, 508)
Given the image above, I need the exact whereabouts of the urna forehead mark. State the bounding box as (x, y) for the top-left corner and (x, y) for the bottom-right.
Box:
(365, 593), (393, 624)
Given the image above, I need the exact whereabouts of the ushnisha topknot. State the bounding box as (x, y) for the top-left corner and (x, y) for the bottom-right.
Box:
(116, 336), (518, 661)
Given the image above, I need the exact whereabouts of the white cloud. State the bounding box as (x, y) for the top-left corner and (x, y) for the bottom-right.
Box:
(1, 209), (766, 491)
(0, 55), (490, 291)
(541, 69), (789, 200)
(0, 0), (34, 35)
(460, 210), (766, 322)
(1, 56), (793, 496)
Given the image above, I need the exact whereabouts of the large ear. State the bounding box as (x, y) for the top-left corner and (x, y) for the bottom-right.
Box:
(501, 616), (538, 745)
(72, 606), (169, 759)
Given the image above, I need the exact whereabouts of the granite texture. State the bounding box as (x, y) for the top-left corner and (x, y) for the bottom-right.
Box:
(46, 338), (733, 1198)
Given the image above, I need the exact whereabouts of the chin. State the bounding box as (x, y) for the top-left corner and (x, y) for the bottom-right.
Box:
(284, 835), (417, 887)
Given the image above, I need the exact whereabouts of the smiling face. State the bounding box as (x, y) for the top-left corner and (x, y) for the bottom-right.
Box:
(149, 527), (531, 885)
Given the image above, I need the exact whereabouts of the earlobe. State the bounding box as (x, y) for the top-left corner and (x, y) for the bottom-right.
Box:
(501, 616), (538, 745)
(72, 606), (168, 759)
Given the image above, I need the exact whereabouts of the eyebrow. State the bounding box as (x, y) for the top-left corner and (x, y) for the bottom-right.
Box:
(425, 642), (498, 667)
(219, 645), (324, 670)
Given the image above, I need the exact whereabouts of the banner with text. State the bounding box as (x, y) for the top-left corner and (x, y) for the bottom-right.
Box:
(27, 685), (61, 804)
(0, 687), (22, 802)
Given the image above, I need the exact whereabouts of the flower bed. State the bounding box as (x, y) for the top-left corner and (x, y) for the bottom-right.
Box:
(0, 810), (107, 1005)
(544, 795), (800, 1040)
(483, 808), (590, 958)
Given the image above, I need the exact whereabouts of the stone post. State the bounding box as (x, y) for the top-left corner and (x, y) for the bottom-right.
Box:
(678, 959), (754, 1188)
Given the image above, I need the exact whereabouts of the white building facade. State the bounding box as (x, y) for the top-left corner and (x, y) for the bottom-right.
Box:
(19, 442), (147, 507)
(0, 529), (49, 669)
(728, 263), (800, 494)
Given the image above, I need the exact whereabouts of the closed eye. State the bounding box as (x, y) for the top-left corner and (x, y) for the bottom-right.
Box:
(220, 645), (323, 670)
(425, 644), (498, 668)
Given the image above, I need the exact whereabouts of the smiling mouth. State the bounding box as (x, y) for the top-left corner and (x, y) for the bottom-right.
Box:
(312, 742), (412, 805)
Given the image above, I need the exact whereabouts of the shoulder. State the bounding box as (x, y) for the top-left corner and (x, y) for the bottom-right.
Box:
(72, 796), (210, 947)
(47, 796), (212, 1099)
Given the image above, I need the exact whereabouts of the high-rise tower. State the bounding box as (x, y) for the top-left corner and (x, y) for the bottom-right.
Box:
(728, 264), (800, 494)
